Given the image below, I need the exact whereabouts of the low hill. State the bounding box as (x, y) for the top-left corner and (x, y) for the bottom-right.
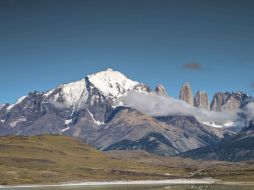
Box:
(0, 135), (186, 185)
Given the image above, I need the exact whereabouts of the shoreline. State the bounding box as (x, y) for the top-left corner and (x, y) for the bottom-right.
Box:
(0, 178), (217, 189)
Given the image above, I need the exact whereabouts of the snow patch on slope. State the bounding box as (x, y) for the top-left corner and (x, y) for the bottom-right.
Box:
(64, 119), (72, 125)
(86, 108), (104, 126)
(59, 79), (87, 107)
(46, 79), (88, 109)
(6, 96), (27, 111)
(202, 121), (223, 128)
(44, 89), (54, 98)
(9, 117), (27, 128)
(60, 126), (70, 133)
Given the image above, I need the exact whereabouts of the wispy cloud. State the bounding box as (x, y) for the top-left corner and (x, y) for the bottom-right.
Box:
(182, 63), (202, 71)
(122, 91), (235, 124)
(239, 102), (254, 121)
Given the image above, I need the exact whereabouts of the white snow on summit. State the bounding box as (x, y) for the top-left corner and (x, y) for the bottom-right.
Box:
(44, 69), (143, 110)
(87, 68), (139, 99)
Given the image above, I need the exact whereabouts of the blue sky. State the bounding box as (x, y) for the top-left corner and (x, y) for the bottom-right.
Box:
(0, 0), (254, 103)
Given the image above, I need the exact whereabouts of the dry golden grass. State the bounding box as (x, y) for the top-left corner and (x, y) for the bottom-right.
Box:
(0, 135), (253, 185)
(0, 135), (185, 185)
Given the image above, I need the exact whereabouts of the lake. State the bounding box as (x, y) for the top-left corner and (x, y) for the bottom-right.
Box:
(1, 185), (254, 190)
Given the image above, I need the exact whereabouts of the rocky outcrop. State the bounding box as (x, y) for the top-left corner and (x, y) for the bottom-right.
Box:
(210, 92), (228, 112)
(179, 82), (193, 106)
(210, 92), (248, 114)
(133, 83), (151, 93)
(154, 84), (167, 96)
(194, 91), (210, 110)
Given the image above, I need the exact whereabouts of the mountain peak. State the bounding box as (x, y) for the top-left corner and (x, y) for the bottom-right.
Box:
(87, 69), (139, 99)
(179, 82), (193, 106)
(183, 81), (191, 86)
(106, 68), (114, 71)
(39, 69), (144, 110)
(194, 90), (209, 110)
(154, 84), (168, 96)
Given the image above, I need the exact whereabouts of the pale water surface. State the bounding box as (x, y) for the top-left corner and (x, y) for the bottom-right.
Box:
(1, 185), (254, 190)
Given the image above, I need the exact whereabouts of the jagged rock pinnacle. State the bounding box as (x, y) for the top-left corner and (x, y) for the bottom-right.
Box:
(194, 90), (210, 110)
(179, 82), (193, 106)
(154, 84), (168, 96)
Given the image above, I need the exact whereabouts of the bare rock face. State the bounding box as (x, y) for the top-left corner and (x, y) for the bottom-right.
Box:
(210, 92), (227, 112)
(154, 84), (168, 96)
(194, 91), (210, 110)
(133, 83), (151, 93)
(210, 92), (248, 114)
(179, 82), (193, 106)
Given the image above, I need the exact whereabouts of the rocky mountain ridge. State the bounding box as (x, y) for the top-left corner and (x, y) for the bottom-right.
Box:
(180, 121), (254, 162)
(210, 91), (249, 114)
(0, 69), (252, 157)
(179, 82), (249, 113)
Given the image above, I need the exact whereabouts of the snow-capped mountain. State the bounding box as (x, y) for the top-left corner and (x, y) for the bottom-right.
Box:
(87, 68), (139, 100)
(0, 69), (150, 135)
(0, 69), (252, 157)
(42, 68), (149, 110)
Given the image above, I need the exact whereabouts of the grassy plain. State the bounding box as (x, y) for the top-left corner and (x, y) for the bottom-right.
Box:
(0, 135), (253, 185)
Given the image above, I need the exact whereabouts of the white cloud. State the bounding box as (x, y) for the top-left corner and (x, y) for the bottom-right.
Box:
(122, 91), (236, 124)
(240, 102), (254, 121)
